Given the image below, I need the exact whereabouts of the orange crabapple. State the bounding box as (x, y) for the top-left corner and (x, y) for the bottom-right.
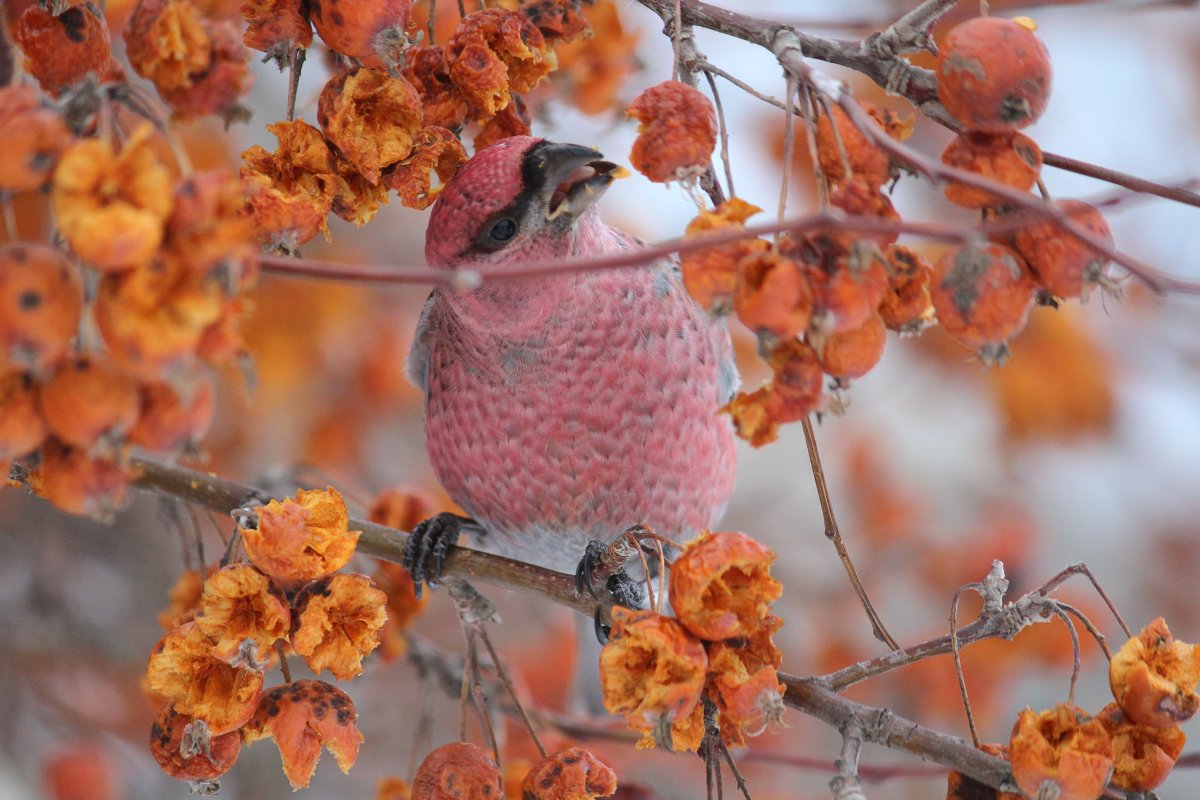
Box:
(815, 100), (912, 188)
(941, 130), (1042, 209)
(930, 242), (1037, 364)
(0, 84), (73, 193)
(38, 356), (140, 451)
(0, 242), (83, 374)
(13, 2), (112, 94)
(412, 741), (504, 800)
(308, 0), (413, 73)
(1010, 199), (1115, 300)
(817, 310), (887, 383)
(0, 370), (47, 460)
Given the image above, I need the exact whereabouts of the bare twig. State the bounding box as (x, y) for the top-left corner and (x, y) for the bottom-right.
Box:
(830, 722), (865, 800)
(949, 583), (981, 748)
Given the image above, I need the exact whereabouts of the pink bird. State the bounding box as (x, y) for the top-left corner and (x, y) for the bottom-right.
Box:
(405, 136), (737, 596)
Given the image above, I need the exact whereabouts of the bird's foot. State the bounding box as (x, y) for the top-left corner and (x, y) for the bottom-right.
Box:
(577, 525), (663, 643)
(403, 512), (480, 597)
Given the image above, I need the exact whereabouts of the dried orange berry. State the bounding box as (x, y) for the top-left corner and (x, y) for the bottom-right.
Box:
(124, 0), (211, 92)
(318, 68), (424, 184)
(331, 160), (391, 226)
(145, 622), (264, 735)
(243, 680), (363, 790)
(291, 573), (387, 680)
(553, 0), (637, 116)
(26, 439), (129, 518)
(309, 0), (412, 71)
(723, 339), (824, 447)
(383, 125), (469, 210)
(941, 131), (1042, 208)
(815, 101), (912, 187)
(164, 170), (255, 276)
(412, 741), (503, 800)
(1009, 703), (1113, 800)
(0, 243), (82, 373)
(240, 486), (362, 586)
(600, 607), (708, 752)
(128, 377), (216, 453)
(240, 120), (338, 251)
(519, 0), (591, 43)
(706, 640), (784, 747)
(680, 198), (768, 314)
(472, 94), (532, 152)
(376, 776), (413, 800)
(158, 568), (209, 630)
(825, 176), (901, 252)
(669, 530), (781, 640)
(0, 371), (46, 460)
(879, 244), (933, 333)
(241, 0), (312, 66)
(157, 19), (252, 121)
(521, 747), (617, 800)
(193, 564), (291, 667)
(937, 17), (1052, 132)
(627, 80), (716, 183)
(52, 125), (174, 272)
(447, 8), (552, 116)
(805, 245), (890, 337)
(733, 248), (812, 341)
(405, 46), (470, 130)
(39, 357), (139, 450)
(1097, 703), (1184, 791)
(945, 743), (1022, 800)
(0, 85), (72, 192)
(14, 2), (112, 93)
(149, 705), (242, 782)
(1109, 617), (1200, 728)
(929, 242), (1036, 363)
(1010, 200), (1114, 300)
(818, 310), (886, 382)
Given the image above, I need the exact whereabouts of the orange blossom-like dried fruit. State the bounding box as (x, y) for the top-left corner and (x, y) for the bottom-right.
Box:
(599, 607), (707, 751)
(804, 244), (890, 337)
(317, 68), (424, 184)
(1010, 199), (1114, 300)
(825, 175), (901, 251)
(14, 2), (112, 94)
(938, 16), (1052, 132)
(879, 244), (933, 333)
(243, 680), (363, 790)
(521, 747), (618, 800)
(0, 242), (82, 373)
(0, 85), (73, 192)
(723, 338), (824, 447)
(240, 486), (363, 586)
(158, 568), (209, 630)
(519, 0), (591, 43)
(670, 530), (781, 640)
(26, 439), (129, 518)
(929, 242), (1036, 364)
(124, 0), (210, 92)
(412, 741), (503, 800)
(241, 0), (312, 67)
(405, 46), (470, 130)
(942, 131), (1042, 209)
(240, 120), (338, 251)
(627, 80), (716, 183)
(815, 100), (912, 187)
(0, 370), (46, 460)
(733, 248), (813, 341)
(383, 126), (470, 210)
(1110, 616), (1200, 728)
(144, 622), (264, 735)
(149, 704), (242, 782)
(447, 8), (552, 116)
(945, 743), (1022, 800)
(52, 124), (173, 272)
(38, 357), (140, 450)
(472, 94), (531, 152)
(128, 377), (216, 453)
(553, 0), (638, 116)
(291, 573), (387, 680)
(680, 198), (769, 314)
(706, 640), (785, 747)
(330, 160), (392, 226)
(156, 18), (252, 122)
(193, 563), (291, 667)
(164, 170), (256, 276)
(1097, 702), (1185, 792)
(818, 310), (887, 382)
(309, 0), (413, 72)
(1009, 703), (1113, 800)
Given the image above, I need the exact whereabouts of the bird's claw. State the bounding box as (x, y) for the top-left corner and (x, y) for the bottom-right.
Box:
(578, 539), (648, 645)
(574, 540), (609, 598)
(403, 512), (474, 597)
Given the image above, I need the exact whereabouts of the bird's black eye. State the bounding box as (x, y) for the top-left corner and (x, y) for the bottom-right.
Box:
(488, 217), (518, 242)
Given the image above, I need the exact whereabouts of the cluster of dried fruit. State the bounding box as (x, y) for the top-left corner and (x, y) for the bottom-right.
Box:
(599, 531), (785, 751)
(144, 487), (423, 789)
(948, 617), (1200, 799)
(393, 742), (616, 800)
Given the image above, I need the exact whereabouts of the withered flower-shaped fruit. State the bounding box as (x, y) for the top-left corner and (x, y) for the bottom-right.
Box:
(1009, 703), (1113, 800)
(519, 0), (591, 43)
(929, 242), (1036, 364)
(241, 120), (338, 251)
(472, 95), (531, 152)
(0, 85), (72, 192)
(723, 339), (824, 447)
(317, 68), (424, 184)
(553, 0), (638, 116)
(1010, 199), (1114, 300)
(521, 747), (617, 800)
(818, 311), (887, 382)
(145, 622), (264, 735)
(0, 371), (46, 460)
(309, 0), (413, 72)
(879, 244), (933, 333)
(815, 100), (911, 188)
(124, 0), (210, 92)
(14, 2), (112, 93)
(706, 641), (784, 747)
(804, 244), (890, 337)
(1097, 703), (1185, 792)
(193, 564), (291, 666)
(164, 170), (255, 276)
(38, 357), (139, 450)
(52, 124), (174, 272)
(383, 126), (468, 211)
(680, 198), (769, 314)
(26, 439), (128, 518)
(157, 19), (252, 121)
(240, 486), (362, 585)
(412, 742), (503, 800)
(628, 80), (716, 183)
(405, 46), (470, 130)
(243, 680), (363, 790)
(149, 705), (242, 782)
(1110, 617), (1200, 728)
(241, 0), (312, 66)
(941, 131), (1042, 209)
(599, 607), (708, 752)
(945, 743), (1022, 800)
(938, 16), (1052, 132)
(0, 243), (82, 373)
(447, 8), (552, 116)
(128, 377), (216, 453)
(734, 248), (812, 340)
(291, 573), (387, 680)
(158, 568), (207, 630)
(825, 176), (901, 251)
(669, 530), (781, 640)
(331, 161), (391, 226)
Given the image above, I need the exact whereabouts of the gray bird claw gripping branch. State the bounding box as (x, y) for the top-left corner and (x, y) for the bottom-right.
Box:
(575, 539), (648, 644)
(403, 512), (480, 597)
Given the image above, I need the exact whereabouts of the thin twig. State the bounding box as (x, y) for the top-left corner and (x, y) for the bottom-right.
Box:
(286, 47), (306, 123)
(949, 583), (981, 748)
(703, 68), (736, 199)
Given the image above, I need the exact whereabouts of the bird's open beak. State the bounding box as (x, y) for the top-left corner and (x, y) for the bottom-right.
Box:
(535, 143), (625, 222)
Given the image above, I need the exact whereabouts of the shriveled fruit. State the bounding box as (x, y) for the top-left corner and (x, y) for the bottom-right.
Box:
(628, 80), (716, 183)
(0, 243), (83, 373)
(938, 17), (1051, 131)
(0, 84), (73, 192)
(14, 2), (112, 93)
(941, 130), (1042, 208)
(930, 242), (1036, 363)
(818, 311), (887, 382)
(39, 357), (140, 449)
(413, 741), (503, 800)
(1010, 199), (1114, 299)
(309, 0), (414, 72)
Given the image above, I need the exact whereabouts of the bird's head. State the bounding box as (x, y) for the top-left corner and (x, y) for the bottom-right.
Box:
(425, 136), (622, 268)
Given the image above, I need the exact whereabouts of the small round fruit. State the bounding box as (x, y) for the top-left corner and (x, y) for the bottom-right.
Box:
(309, 0), (413, 72)
(930, 242), (1036, 363)
(1011, 199), (1114, 299)
(39, 357), (140, 449)
(818, 311), (887, 382)
(14, 2), (113, 94)
(938, 17), (1051, 131)
(942, 130), (1042, 208)
(0, 243), (83, 373)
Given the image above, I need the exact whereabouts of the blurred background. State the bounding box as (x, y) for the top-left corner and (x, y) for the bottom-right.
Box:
(2, 0), (1200, 797)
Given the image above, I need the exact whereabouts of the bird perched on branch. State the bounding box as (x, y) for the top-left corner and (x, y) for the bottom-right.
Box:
(405, 136), (737, 590)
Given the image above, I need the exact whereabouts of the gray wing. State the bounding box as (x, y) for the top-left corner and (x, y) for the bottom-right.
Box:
(406, 290), (439, 393)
